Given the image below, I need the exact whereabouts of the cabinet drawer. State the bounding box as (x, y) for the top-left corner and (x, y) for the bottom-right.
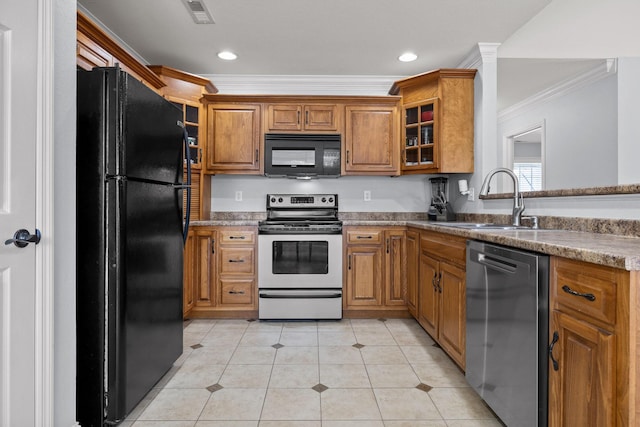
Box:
(219, 230), (256, 245)
(420, 231), (466, 266)
(345, 229), (383, 244)
(220, 279), (254, 305)
(219, 247), (255, 274)
(551, 258), (619, 327)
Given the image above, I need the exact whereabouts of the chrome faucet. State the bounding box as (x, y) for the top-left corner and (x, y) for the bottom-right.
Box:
(479, 168), (525, 226)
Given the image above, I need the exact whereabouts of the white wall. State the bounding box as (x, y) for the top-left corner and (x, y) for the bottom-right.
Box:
(497, 73), (618, 190)
(617, 57), (640, 184)
(211, 175), (432, 212)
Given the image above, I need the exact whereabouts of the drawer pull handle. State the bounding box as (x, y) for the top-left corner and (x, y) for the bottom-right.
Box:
(229, 236), (246, 240)
(356, 235), (373, 239)
(549, 331), (559, 371)
(228, 290), (245, 295)
(229, 259), (245, 263)
(561, 285), (596, 302)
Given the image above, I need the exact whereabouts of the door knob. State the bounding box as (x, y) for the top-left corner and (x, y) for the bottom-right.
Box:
(4, 228), (41, 248)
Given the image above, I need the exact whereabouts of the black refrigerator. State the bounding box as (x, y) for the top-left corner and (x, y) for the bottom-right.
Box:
(76, 67), (188, 426)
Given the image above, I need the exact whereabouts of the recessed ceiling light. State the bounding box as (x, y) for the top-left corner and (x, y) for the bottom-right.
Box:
(217, 51), (237, 61)
(398, 52), (418, 62)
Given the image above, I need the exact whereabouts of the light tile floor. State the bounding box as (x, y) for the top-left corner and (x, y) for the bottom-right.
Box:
(122, 318), (503, 427)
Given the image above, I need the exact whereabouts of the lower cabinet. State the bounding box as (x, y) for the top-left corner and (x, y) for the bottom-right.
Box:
(183, 225), (258, 318)
(416, 230), (466, 369)
(343, 226), (409, 316)
(548, 256), (630, 426)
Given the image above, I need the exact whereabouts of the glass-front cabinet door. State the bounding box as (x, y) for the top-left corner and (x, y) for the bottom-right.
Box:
(402, 98), (439, 172)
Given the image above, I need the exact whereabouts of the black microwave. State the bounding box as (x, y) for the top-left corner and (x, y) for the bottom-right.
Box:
(264, 133), (341, 178)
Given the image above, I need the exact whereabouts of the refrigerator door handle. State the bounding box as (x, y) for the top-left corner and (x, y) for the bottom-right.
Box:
(181, 124), (192, 244)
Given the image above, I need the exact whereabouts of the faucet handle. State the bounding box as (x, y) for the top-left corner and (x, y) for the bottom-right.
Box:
(521, 215), (539, 229)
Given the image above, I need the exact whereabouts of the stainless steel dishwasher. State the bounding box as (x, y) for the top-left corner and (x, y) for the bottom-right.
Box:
(466, 240), (549, 427)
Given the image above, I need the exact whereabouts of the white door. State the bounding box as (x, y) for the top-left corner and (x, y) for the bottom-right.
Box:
(0, 0), (50, 425)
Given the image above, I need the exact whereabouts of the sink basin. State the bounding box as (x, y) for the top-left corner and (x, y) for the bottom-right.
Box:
(436, 222), (533, 230)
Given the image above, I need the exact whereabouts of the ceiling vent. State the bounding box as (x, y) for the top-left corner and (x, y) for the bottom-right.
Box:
(181, 0), (215, 24)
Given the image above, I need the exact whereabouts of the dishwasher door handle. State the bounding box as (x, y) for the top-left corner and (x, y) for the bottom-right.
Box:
(477, 253), (518, 274)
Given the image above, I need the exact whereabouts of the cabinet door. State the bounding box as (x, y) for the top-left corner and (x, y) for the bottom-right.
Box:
(548, 310), (615, 427)
(345, 245), (384, 307)
(438, 261), (466, 368)
(418, 252), (439, 337)
(206, 104), (261, 172)
(304, 104), (338, 131)
(194, 229), (216, 307)
(405, 229), (419, 317)
(344, 105), (399, 174)
(267, 104), (302, 131)
(385, 230), (406, 306)
(182, 229), (196, 317)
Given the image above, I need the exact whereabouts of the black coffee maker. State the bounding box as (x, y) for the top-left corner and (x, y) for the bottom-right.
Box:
(427, 177), (456, 221)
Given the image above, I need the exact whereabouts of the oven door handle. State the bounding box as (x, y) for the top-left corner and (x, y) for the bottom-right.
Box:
(259, 292), (342, 299)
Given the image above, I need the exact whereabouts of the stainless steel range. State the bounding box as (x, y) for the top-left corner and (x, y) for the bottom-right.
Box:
(258, 194), (343, 320)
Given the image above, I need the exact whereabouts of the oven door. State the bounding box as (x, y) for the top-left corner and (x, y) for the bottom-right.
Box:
(258, 233), (342, 289)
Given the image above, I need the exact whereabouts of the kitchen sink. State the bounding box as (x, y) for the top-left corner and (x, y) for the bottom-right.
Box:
(436, 222), (533, 230)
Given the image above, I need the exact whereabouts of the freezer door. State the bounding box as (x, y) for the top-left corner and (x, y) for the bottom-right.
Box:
(79, 67), (183, 184)
(118, 71), (184, 184)
(106, 178), (184, 422)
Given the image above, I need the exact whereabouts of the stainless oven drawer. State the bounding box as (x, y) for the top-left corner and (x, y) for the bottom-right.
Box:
(258, 289), (342, 320)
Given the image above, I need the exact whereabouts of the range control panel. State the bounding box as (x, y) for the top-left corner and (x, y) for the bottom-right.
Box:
(266, 194), (338, 209)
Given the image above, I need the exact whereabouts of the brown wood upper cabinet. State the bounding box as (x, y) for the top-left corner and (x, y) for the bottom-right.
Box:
(344, 101), (400, 176)
(389, 69), (476, 174)
(204, 102), (262, 174)
(266, 103), (339, 132)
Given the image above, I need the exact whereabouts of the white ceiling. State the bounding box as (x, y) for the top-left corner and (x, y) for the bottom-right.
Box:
(77, 1), (640, 109)
(77, 0), (551, 76)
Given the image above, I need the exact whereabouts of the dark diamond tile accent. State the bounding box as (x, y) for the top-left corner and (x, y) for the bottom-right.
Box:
(377, 318), (387, 322)
(272, 343), (284, 349)
(247, 319), (256, 322)
(416, 383), (433, 393)
(432, 342), (441, 348)
(352, 343), (365, 349)
(207, 383), (224, 393)
(190, 343), (203, 349)
(312, 383), (329, 393)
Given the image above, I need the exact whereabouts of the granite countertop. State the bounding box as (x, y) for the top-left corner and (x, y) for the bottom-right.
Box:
(192, 212), (640, 271)
(405, 221), (640, 272)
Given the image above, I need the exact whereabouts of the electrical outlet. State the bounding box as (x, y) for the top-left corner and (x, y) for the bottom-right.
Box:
(235, 191), (242, 202)
(467, 188), (475, 201)
(364, 190), (371, 201)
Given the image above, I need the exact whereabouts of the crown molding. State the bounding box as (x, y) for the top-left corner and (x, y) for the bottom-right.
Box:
(458, 42), (501, 69)
(202, 74), (404, 96)
(498, 59), (617, 122)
